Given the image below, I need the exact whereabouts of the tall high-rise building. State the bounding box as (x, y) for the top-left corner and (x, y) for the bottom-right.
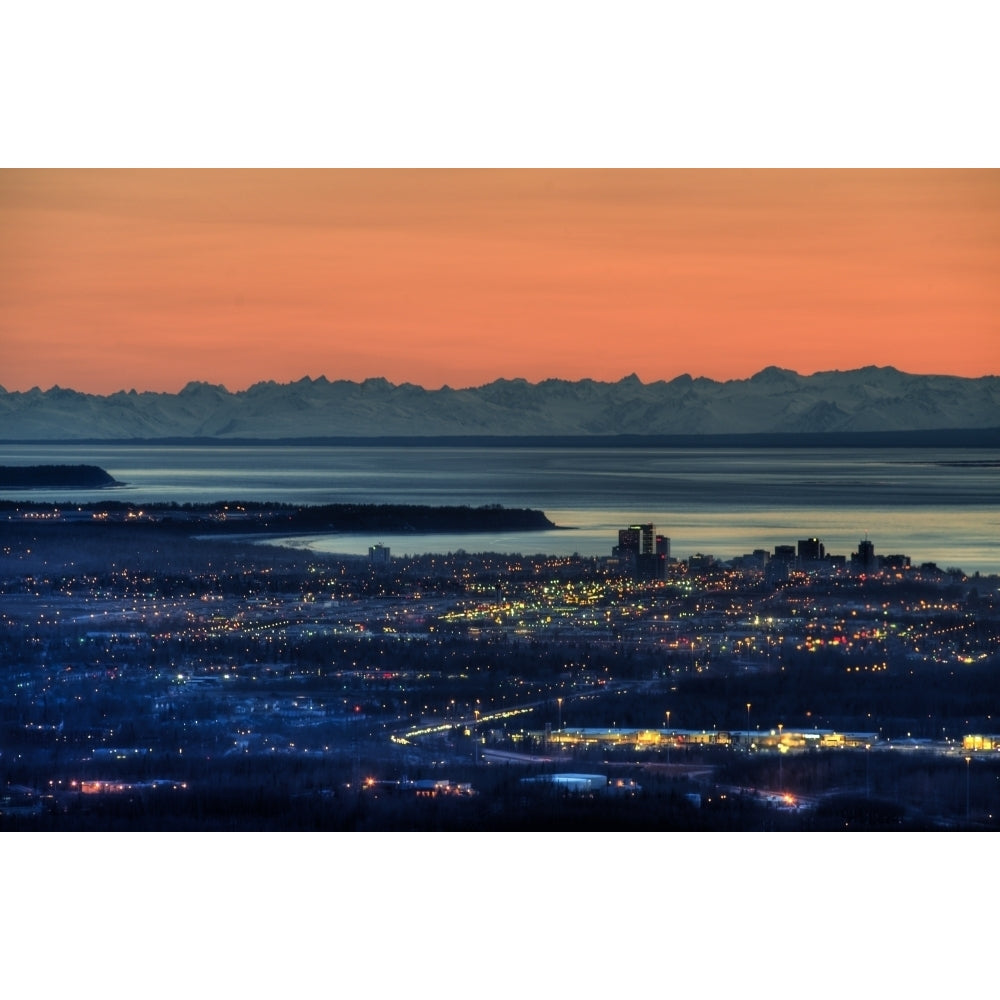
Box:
(639, 523), (654, 555)
(654, 534), (670, 580)
(798, 538), (825, 563)
(614, 523), (661, 579)
(369, 542), (391, 566)
(617, 527), (641, 555)
(852, 538), (877, 573)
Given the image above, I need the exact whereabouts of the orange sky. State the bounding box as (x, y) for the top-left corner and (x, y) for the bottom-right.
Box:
(1, 169), (997, 394)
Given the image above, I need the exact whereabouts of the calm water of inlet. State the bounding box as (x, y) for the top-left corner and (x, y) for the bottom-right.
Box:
(2, 444), (998, 574)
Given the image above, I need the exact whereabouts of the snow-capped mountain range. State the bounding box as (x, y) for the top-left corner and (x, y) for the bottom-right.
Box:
(2, 367), (998, 440)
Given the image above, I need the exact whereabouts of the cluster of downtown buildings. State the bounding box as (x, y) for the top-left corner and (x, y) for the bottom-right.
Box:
(610, 522), (910, 582)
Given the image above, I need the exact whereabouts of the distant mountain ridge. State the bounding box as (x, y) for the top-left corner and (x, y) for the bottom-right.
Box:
(2, 367), (998, 440)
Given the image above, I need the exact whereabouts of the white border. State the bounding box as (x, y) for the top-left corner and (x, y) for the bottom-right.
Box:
(3, 2), (998, 166)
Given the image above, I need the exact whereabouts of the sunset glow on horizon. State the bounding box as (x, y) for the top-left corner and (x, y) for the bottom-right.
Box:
(2, 169), (997, 395)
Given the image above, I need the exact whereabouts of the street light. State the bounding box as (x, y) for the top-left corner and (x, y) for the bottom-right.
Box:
(965, 755), (972, 822)
(666, 710), (671, 766)
(746, 703), (752, 752)
(865, 744), (871, 798)
(778, 723), (784, 789)
(557, 697), (563, 732)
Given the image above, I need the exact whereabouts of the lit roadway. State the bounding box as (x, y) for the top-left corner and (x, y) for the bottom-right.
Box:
(386, 683), (632, 749)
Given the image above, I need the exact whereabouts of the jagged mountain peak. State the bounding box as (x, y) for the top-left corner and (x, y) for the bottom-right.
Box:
(179, 380), (230, 395)
(749, 365), (801, 383)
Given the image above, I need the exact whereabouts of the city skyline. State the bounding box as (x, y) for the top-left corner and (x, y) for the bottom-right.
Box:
(2, 169), (998, 395)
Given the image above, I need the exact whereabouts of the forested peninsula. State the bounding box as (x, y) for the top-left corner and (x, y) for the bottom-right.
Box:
(0, 465), (121, 489)
(1, 500), (557, 535)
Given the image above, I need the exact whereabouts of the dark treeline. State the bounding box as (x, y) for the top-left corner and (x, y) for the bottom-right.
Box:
(5, 747), (993, 831)
(1, 499), (555, 533)
(0, 465), (120, 489)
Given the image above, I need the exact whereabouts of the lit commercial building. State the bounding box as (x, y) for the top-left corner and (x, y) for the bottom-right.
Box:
(963, 734), (998, 751)
(543, 727), (880, 751)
